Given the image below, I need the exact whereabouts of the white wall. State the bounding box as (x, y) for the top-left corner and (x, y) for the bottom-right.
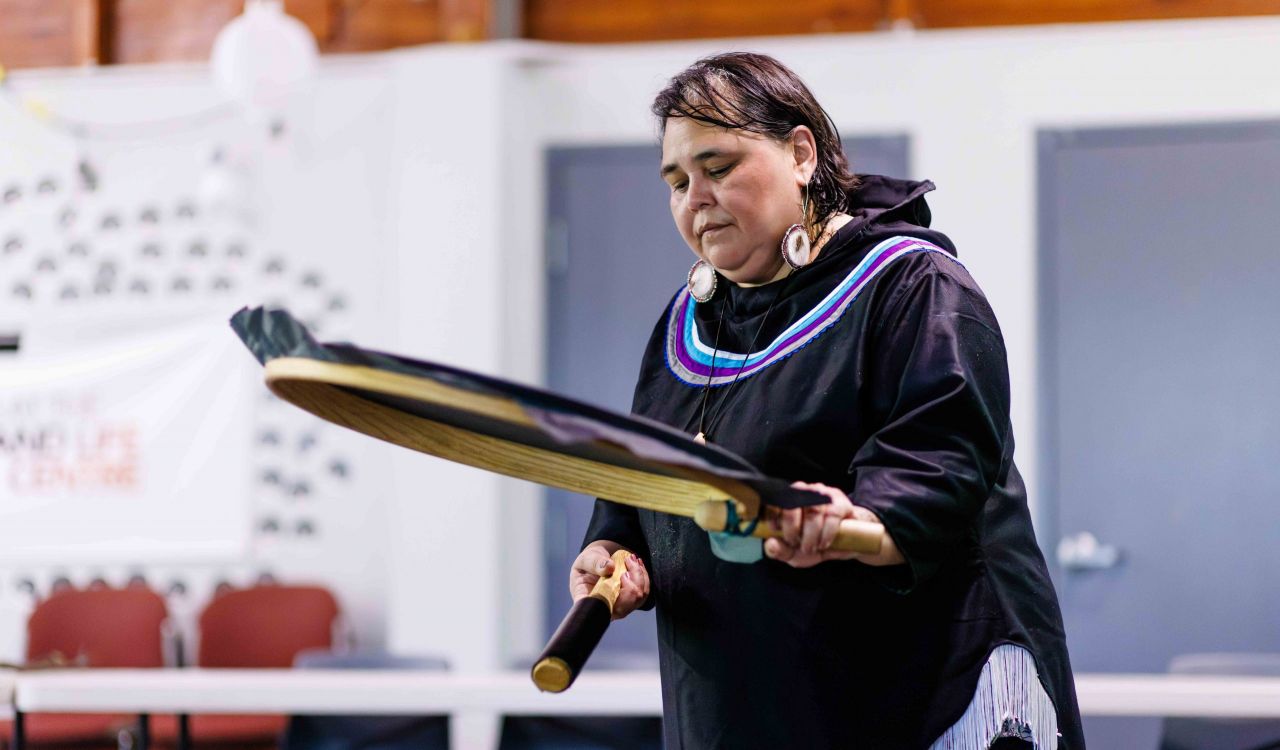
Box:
(379, 44), (527, 670)
(1, 14), (1278, 673)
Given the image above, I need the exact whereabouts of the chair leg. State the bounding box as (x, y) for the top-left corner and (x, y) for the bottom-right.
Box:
(10, 711), (22, 750)
(117, 714), (151, 750)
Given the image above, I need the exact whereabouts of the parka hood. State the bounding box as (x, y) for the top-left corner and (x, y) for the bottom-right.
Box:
(843, 174), (956, 255)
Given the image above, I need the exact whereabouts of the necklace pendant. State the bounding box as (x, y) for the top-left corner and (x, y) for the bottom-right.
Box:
(693, 432), (707, 445)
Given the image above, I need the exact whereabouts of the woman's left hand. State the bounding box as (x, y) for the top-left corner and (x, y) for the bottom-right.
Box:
(763, 481), (905, 569)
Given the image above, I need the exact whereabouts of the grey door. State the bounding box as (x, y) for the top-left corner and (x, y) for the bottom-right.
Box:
(1039, 122), (1280, 747)
(543, 136), (911, 660)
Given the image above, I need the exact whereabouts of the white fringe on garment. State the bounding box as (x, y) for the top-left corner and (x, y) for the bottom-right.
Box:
(928, 644), (1060, 750)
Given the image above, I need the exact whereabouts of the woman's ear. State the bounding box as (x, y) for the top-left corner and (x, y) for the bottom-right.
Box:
(790, 126), (818, 183)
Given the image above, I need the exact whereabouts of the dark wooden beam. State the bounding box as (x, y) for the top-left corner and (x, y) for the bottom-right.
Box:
(903, 0), (1280, 28)
(322, 0), (444, 52)
(440, 0), (491, 42)
(0, 0), (85, 69)
(108, 0), (332, 65)
(70, 0), (108, 64)
(524, 0), (887, 42)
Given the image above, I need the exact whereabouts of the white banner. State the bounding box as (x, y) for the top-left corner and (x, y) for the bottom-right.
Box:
(0, 316), (254, 563)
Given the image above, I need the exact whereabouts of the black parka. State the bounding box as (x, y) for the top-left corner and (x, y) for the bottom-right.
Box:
(584, 175), (1085, 749)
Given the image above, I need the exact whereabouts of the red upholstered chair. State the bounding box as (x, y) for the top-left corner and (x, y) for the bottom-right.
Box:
(1, 587), (169, 748)
(151, 585), (341, 749)
(197, 585), (340, 669)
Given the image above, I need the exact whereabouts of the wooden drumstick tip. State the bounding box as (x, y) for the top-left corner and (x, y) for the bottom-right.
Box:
(529, 549), (630, 693)
(694, 500), (732, 531)
(532, 656), (573, 693)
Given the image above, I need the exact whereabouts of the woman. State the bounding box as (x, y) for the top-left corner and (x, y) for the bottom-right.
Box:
(571, 53), (1084, 749)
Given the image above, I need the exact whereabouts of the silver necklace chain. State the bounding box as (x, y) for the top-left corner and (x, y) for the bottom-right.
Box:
(693, 273), (794, 443)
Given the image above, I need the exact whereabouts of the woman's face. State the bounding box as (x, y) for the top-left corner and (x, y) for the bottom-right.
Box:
(661, 117), (815, 285)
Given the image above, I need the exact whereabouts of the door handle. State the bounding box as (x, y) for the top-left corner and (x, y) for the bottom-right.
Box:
(1057, 531), (1122, 571)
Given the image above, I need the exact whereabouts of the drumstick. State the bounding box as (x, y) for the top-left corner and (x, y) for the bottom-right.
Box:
(531, 549), (630, 693)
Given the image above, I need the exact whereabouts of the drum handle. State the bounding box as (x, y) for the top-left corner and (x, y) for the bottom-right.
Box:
(531, 549), (629, 692)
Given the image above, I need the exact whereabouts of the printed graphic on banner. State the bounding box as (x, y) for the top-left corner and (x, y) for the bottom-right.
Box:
(0, 316), (254, 563)
(3, 395), (140, 497)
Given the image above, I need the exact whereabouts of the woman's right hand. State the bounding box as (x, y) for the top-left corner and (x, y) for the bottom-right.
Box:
(570, 541), (650, 620)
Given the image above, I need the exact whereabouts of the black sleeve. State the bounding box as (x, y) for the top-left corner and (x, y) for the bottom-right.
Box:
(582, 498), (649, 559)
(849, 254), (1012, 593)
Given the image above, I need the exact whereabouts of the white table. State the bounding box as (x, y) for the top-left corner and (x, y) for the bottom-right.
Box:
(11, 669), (1280, 749)
(1075, 673), (1280, 718)
(13, 669), (662, 750)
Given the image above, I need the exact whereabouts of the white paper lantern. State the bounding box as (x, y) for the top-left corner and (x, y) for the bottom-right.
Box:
(211, 0), (319, 108)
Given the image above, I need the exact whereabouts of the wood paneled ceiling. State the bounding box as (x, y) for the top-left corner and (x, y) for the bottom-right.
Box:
(1, 0), (1277, 70)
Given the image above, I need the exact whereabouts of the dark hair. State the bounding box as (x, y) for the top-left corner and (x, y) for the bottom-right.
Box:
(651, 52), (858, 227)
